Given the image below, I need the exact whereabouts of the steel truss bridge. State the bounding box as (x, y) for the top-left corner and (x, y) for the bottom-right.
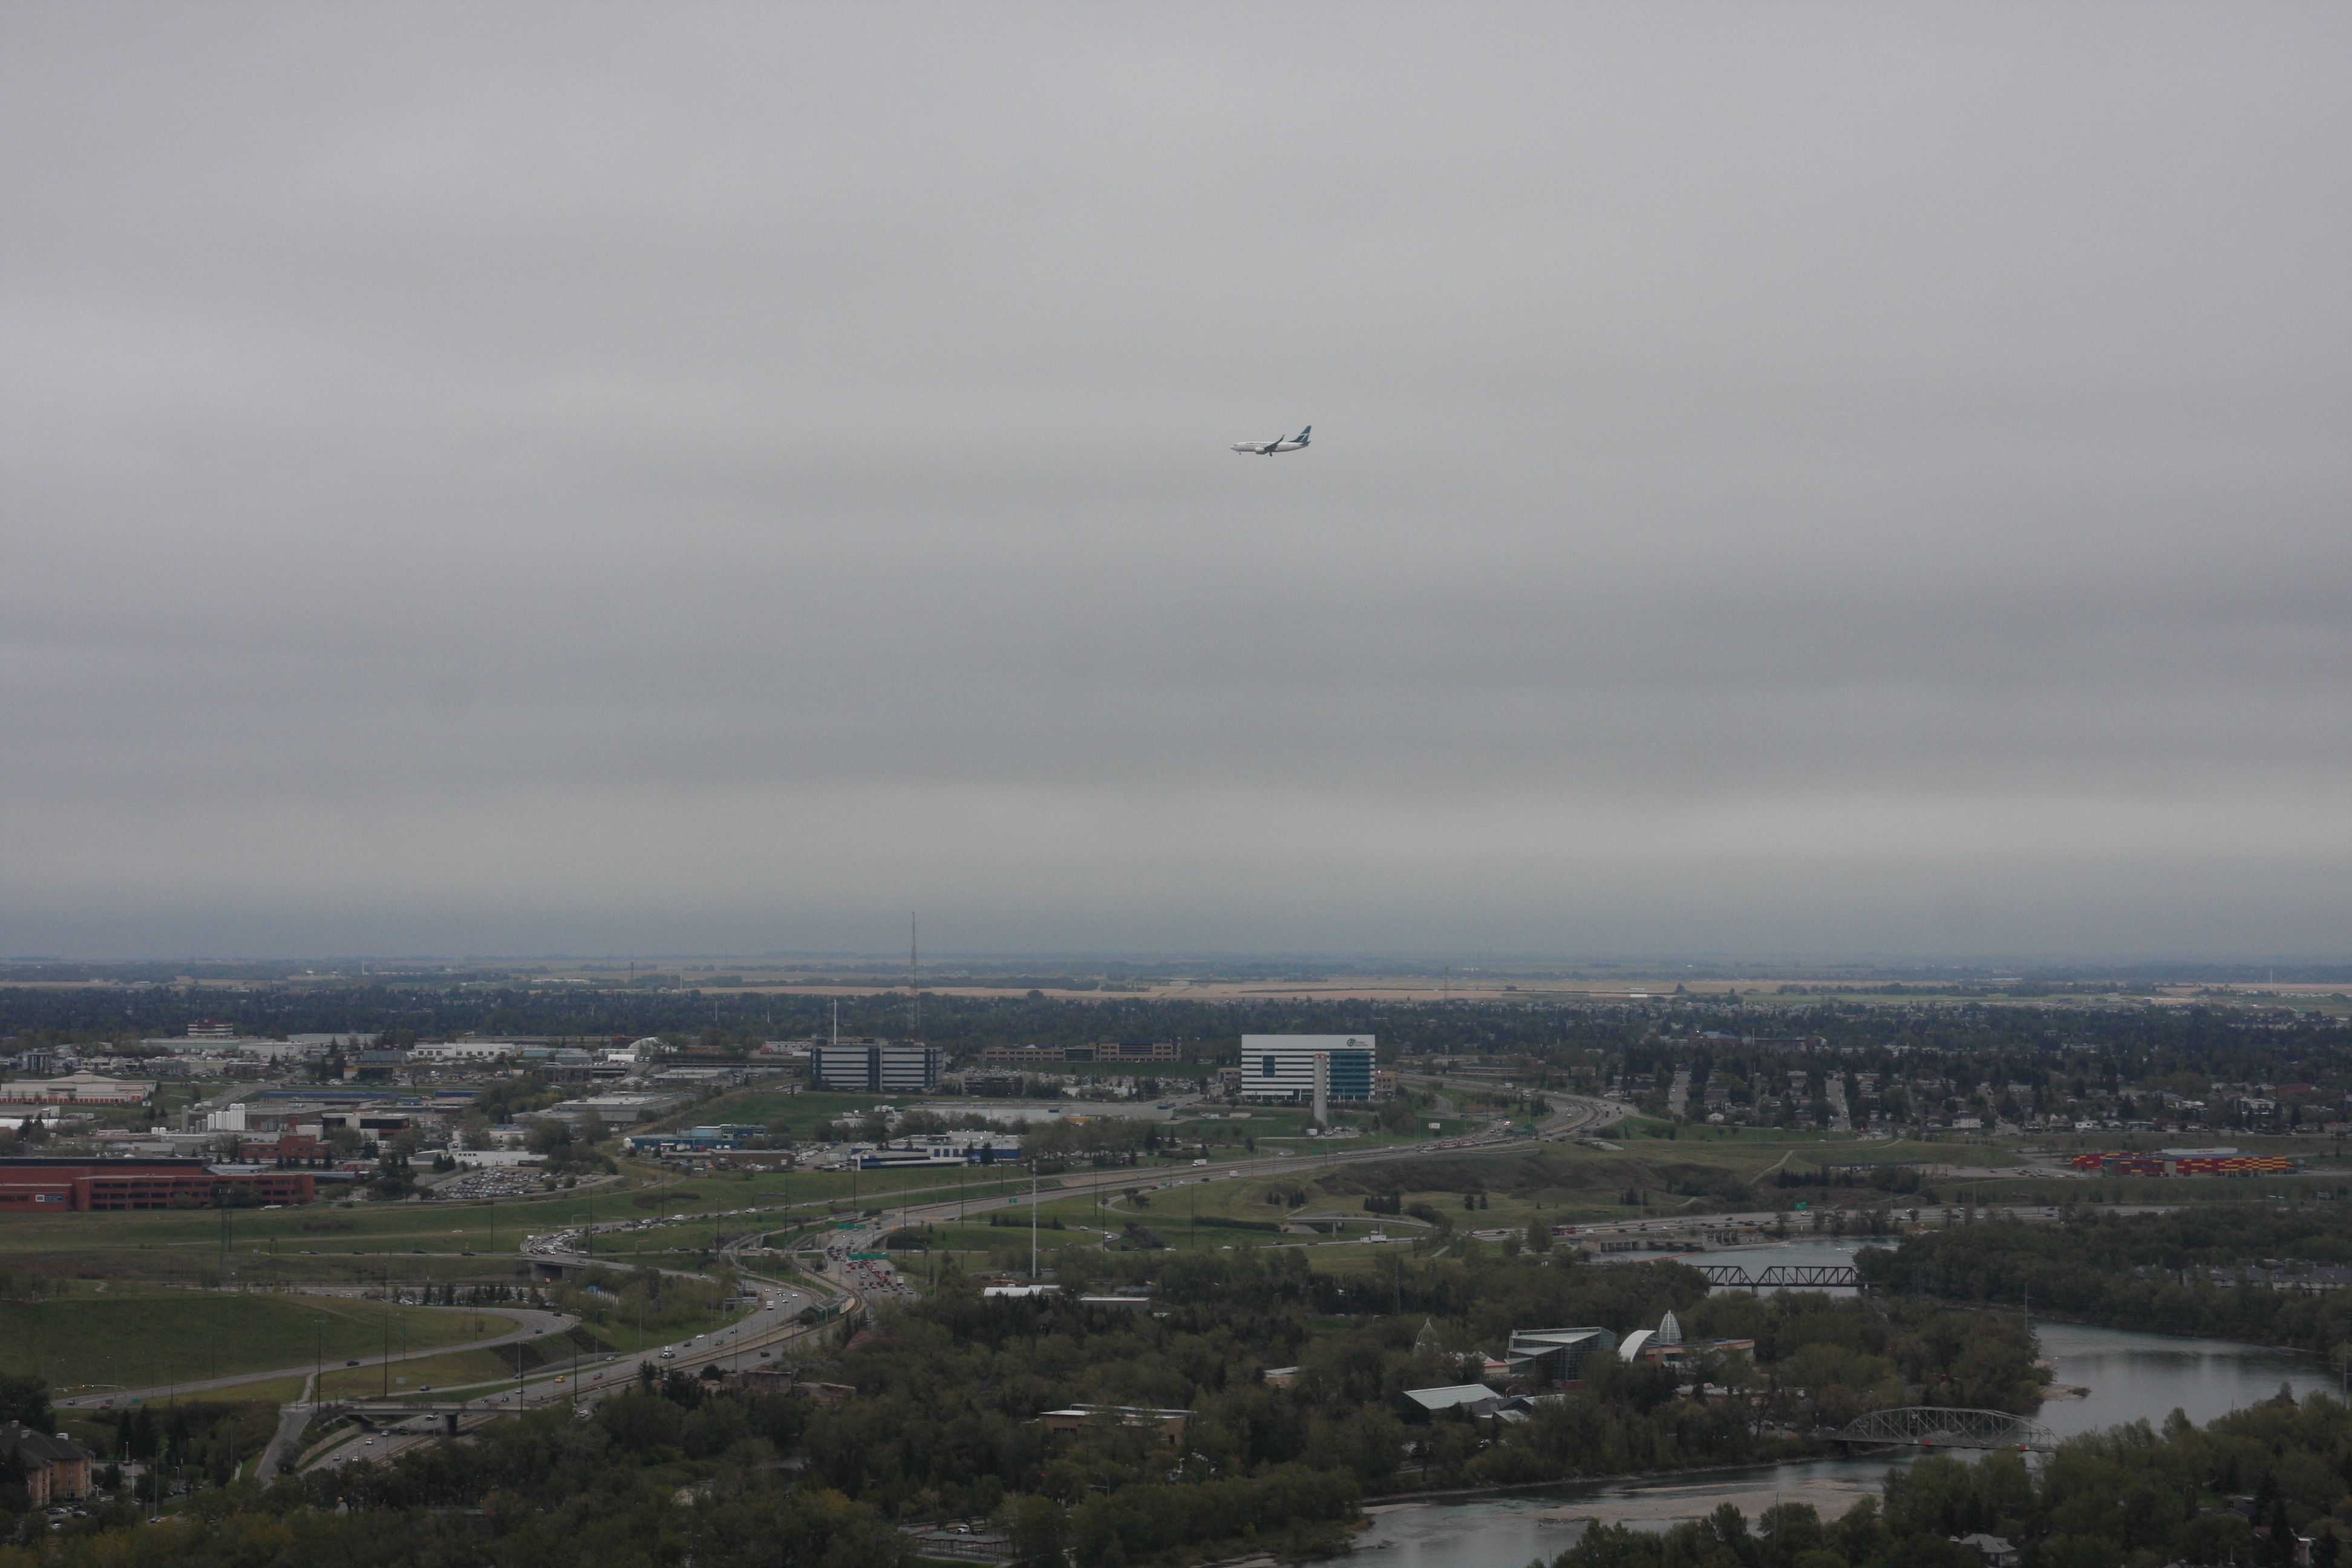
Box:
(1695, 1263), (1860, 1289)
(1832, 1406), (2057, 1452)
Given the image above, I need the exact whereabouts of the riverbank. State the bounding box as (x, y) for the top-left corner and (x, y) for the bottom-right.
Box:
(1316, 1319), (2339, 1568)
(1368, 1471), (1880, 1535)
(1364, 1446), (1866, 1509)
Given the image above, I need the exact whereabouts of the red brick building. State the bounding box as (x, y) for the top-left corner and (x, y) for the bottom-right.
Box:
(0, 1157), (314, 1212)
(235, 1133), (333, 1167)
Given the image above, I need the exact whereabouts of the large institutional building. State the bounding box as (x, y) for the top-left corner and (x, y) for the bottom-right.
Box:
(1238, 1035), (1376, 1106)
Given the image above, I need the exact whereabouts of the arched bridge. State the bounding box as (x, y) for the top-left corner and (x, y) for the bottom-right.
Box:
(1695, 1263), (1860, 1289)
(1832, 1407), (2057, 1452)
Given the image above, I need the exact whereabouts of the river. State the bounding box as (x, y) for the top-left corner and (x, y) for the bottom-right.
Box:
(1353, 1243), (2334, 1568)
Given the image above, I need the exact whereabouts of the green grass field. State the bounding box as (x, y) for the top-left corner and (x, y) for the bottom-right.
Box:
(713, 1089), (888, 1134)
(0, 1159), (1028, 1287)
(1, 1291), (505, 1392)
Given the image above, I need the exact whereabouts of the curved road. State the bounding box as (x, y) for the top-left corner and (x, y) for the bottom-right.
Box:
(56, 1302), (576, 1410)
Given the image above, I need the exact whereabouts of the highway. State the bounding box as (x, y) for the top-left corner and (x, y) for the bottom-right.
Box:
(301, 1272), (837, 1472)
(286, 1089), (1624, 1470)
(799, 1091), (1626, 1289)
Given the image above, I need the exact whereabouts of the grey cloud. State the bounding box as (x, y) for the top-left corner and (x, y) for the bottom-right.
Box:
(2, 4), (2348, 958)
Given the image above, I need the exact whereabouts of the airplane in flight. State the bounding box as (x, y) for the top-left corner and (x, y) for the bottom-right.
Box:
(1231, 425), (1311, 456)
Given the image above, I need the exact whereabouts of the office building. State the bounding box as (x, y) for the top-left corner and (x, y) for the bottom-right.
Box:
(811, 1040), (942, 1094)
(1238, 1036), (1374, 1105)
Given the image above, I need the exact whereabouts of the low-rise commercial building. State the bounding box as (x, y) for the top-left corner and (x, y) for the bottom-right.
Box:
(1036, 1405), (1191, 1450)
(1505, 1326), (1618, 1385)
(540, 1092), (687, 1127)
(1393, 1384), (1504, 1422)
(0, 1073), (154, 1106)
(0, 1157), (314, 1211)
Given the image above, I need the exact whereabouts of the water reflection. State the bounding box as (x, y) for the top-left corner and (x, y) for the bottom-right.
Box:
(2035, 1319), (2327, 1437)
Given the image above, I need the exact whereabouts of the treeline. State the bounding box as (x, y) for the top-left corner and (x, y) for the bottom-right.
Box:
(795, 1247), (2042, 1534)
(0, 983), (1635, 1056)
(82, 1400), (278, 1491)
(1, 1378), (902, 1568)
(1, 1250), (2045, 1568)
(1864, 1206), (2352, 1353)
(1558, 1388), (2352, 1568)
(549, 1264), (732, 1337)
(9, 982), (2350, 1106)
(800, 1249), (1770, 1543)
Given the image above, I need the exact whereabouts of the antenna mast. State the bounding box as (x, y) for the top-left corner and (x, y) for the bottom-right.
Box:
(909, 914), (920, 1039)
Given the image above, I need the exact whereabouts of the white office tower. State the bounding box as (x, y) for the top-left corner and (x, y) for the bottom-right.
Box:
(1240, 1036), (1376, 1105)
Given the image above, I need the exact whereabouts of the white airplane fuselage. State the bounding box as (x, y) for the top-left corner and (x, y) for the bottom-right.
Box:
(1232, 426), (1310, 456)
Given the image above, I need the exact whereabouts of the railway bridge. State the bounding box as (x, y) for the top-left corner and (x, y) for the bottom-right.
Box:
(1694, 1262), (1861, 1289)
(1832, 1406), (2057, 1452)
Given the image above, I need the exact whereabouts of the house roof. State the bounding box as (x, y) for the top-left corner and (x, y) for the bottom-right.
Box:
(0, 1422), (89, 1465)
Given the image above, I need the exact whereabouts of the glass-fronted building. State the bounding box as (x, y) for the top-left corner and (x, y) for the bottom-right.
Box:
(1238, 1035), (1376, 1104)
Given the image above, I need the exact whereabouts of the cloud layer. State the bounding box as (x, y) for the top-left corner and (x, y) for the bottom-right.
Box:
(4, 5), (2348, 958)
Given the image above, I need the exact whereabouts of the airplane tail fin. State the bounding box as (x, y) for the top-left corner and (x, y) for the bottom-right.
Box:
(1296, 425), (1310, 443)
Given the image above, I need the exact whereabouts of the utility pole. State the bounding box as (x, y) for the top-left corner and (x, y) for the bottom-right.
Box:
(909, 914), (920, 1039)
(1031, 1161), (1040, 1280)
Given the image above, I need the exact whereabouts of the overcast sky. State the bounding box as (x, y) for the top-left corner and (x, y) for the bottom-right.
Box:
(3, 5), (2348, 962)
